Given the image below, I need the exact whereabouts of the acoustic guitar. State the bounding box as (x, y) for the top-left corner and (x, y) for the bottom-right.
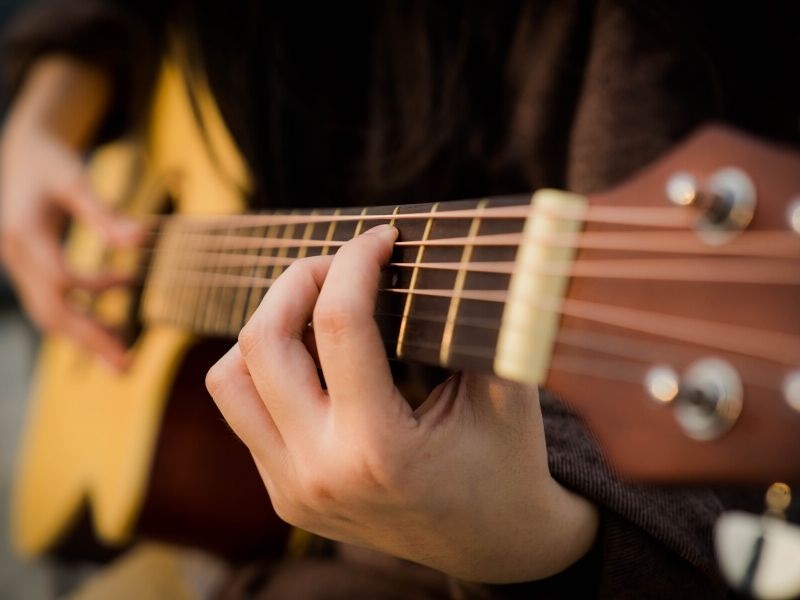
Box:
(11, 59), (800, 560)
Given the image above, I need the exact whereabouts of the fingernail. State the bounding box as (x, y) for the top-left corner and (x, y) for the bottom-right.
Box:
(365, 224), (399, 242)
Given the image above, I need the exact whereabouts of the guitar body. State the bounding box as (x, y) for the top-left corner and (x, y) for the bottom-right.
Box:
(12, 61), (286, 558)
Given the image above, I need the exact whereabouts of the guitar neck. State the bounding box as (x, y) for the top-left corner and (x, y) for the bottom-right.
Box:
(131, 125), (800, 484)
(141, 194), (575, 375)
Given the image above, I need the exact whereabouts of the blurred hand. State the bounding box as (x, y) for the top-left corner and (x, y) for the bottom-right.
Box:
(207, 225), (598, 583)
(0, 125), (141, 369)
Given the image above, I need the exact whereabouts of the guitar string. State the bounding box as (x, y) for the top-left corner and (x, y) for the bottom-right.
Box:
(143, 304), (786, 394)
(129, 203), (696, 230)
(376, 336), (782, 393)
(116, 210), (798, 399)
(135, 228), (800, 259)
(142, 267), (800, 366)
(142, 252), (800, 285)
(115, 208), (800, 373)
(370, 313), (785, 392)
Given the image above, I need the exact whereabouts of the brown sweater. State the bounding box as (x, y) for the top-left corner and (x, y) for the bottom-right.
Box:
(5, 1), (799, 598)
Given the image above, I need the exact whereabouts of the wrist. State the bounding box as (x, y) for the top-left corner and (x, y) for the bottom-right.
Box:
(449, 476), (598, 584)
(534, 476), (599, 577)
(5, 54), (110, 150)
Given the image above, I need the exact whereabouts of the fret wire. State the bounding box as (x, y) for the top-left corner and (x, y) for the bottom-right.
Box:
(156, 225), (175, 326)
(321, 208), (341, 256)
(167, 223), (192, 326)
(396, 202), (439, 359)
(232, 220), (265, 331)
(214, 223), (238, 333)
(388, 205), (401, 228)
(196, 224), (215, 332)
(142, 224), (168, 322)
(272, 216), (295, 286)
(246, 221), (279, 322)
(203, 223), (238, 333)
(353, 206), (370, 237)
(190, 222), (210, 333)
(296, 209), (318, 260)
(170, 223), (189, 327)
(180, 223), (201, 329)
(203, 224), (231, 333)
(440, 199), (488, 366)
(142, 227), (162, 321)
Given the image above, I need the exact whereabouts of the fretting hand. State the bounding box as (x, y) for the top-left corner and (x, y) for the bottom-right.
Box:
(206, 224), (598, 583)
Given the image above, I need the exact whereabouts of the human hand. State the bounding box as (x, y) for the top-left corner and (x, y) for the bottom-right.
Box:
(207, 225), (598, 583)
(0, 125), (141, 368)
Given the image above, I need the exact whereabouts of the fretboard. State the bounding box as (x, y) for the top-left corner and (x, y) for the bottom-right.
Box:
(142, 196), (532, 373)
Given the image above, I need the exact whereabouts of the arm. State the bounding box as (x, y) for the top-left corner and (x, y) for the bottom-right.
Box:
(5, 54), (111, 148)
(206, 225), (598, 583)
(0, 55), (141, 368)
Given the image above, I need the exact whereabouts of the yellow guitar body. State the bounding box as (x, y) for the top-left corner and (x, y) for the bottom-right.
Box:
(12, 60), (249, 556)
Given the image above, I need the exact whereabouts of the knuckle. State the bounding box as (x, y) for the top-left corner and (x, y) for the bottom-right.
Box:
(239, 309), (284, 356)
(313, 300), (359, 339)
(237, 321), (262, 356)
(352, 443), (408, 496)
(282, 258), (305, 276)
(270, 496), (306, 529)
(298, 471), (336, 508)
(204, 361), (227, 396)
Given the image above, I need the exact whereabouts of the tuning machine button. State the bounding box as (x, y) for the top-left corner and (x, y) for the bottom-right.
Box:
(787, 199), (800, 235)
(644, 358), (743, 440)
(644, 365), (680, 404)
(781, 371), (800, 413)
(715, 483), (800, 599)
(665, 168), (756, 244)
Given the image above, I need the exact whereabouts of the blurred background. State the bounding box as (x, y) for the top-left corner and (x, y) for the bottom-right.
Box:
(0, 1), (55, 598)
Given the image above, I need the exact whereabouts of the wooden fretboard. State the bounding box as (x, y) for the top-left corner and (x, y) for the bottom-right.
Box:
(142, 195), (532, 373)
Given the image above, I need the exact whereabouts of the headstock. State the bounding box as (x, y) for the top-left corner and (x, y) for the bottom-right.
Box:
(546, 125), (800, 483)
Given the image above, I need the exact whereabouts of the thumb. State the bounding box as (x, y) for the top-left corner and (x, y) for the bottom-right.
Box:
(50, 166), (143, 245)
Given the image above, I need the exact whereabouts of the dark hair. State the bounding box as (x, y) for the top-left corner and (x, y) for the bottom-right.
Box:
(175, 0), (800, 208)
(180, 2), (537, 209)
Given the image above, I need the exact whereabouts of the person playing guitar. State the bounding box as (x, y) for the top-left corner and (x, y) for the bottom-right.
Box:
(2, 1), (799, 597)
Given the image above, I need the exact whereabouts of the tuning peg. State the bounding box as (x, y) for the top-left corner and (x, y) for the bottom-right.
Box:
(644, 358), (742, 441)
(665, 168), (756, 244)
(786, 199), (800, 235)
(715, 483), (800, 599)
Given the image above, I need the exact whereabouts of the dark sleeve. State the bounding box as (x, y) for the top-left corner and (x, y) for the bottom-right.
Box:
(453, 391), (732, 600)
(540, 391), (728, 597)
(1, 0), (167, 143)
